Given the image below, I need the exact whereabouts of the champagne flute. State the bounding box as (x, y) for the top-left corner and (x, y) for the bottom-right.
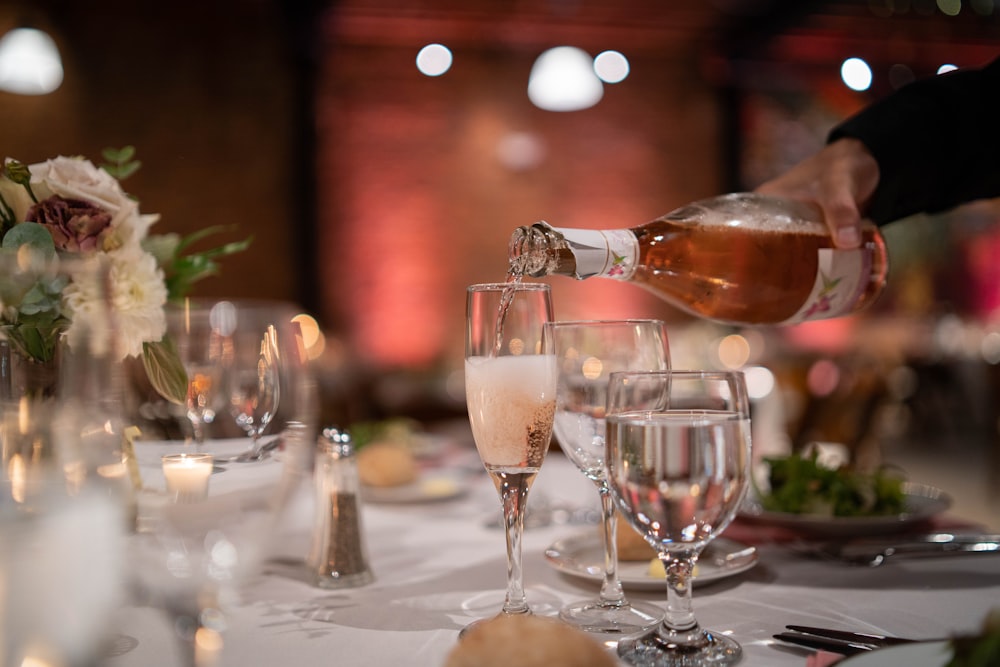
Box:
(464, 282), (557, 629)
(544, 320), (669, 636)
(605, 370), (751, 666)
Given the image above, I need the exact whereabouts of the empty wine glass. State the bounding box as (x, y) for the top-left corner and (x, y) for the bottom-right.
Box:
(166, 300), (283, 460)
(605, 370), (751, 666)
(463, 282), (557, 631)
(544, 319), (669, 636)
(217, 304), (281, 457)
(164, 302), (225, 448)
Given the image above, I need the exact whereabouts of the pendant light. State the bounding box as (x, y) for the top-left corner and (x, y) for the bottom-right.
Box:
(0, 26), (64, 95)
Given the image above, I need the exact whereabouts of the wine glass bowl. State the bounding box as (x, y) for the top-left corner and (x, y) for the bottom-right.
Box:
(544, 319), (670, 636)
(164, 304), (225, 447)
(605, 370), (751, 666)
(223, 319), (281, 453)
(464, 282), (556, 627)
(165, 300), (291, 460)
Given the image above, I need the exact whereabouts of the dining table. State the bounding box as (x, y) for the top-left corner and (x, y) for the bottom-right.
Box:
(106, 432), (1000, 667)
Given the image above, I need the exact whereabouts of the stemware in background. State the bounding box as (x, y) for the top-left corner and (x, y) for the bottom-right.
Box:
(605, 370), (752, 666)
(0, 257), (130, 667)
(165, 300), (284, 460)
(464, 282), (557, 628)
(130, 441), (311, 667)
(215, 302), (281, 458)
(165, 302), (225, 448)
(129, 301), (317, 667)
(544, 320), (669, 636)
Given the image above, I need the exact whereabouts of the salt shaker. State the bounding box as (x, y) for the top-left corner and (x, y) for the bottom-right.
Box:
(308, 426), (374, 588)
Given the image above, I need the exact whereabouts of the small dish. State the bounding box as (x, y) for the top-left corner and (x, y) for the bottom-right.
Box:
(361, 471), (467, 504)
(739, 483), (952, 537)
(544, 533), (758, 591)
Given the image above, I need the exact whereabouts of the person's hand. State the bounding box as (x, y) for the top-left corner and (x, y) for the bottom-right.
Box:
(755, 138), (880, 249)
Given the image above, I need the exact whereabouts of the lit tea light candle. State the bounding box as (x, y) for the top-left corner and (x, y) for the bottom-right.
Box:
(162, 453), (213, 502)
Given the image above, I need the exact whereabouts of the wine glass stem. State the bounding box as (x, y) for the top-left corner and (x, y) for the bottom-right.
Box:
(597, 482), (627, 605)
(189, 416), (206, 448)
(499, 475), (532, 615)
(661, 554), (698, 633)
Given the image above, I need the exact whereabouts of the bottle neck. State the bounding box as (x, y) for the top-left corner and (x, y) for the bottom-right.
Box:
(509, 222), (638, 280)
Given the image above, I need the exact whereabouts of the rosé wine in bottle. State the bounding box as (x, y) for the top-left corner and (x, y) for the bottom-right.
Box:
(508, 193), (888, 326)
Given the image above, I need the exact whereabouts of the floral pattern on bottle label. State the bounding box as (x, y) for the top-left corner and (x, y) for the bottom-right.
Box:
(783, 247), (871, 324)
(556, 227), (638, 280)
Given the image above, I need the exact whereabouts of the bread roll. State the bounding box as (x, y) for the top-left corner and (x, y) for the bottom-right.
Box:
(356, 441), (418, 487)
(444, 615), (616, 667)
(614, 512), (656, 561)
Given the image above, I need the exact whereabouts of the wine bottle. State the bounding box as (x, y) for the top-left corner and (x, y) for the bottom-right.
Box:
(508, 193), (888, 326)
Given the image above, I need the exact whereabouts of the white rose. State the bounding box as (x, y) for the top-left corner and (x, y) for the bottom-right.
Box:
(29, 157), (157, 247)
(30, 157), (128, 211)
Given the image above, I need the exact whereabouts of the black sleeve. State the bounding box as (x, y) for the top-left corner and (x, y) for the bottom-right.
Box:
(828, 57), (1000, 226)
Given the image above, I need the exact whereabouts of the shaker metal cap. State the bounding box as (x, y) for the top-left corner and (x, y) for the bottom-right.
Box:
(320, 426), (354, 458)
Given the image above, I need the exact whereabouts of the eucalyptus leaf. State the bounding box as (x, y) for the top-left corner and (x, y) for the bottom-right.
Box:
(2, 222), (56, 258)
(142, 338), (189, 405)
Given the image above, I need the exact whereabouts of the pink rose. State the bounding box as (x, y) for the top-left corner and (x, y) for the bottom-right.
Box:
(26, 195), (112, 252)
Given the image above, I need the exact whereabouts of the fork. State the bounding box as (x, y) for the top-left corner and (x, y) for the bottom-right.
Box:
(796, 533), (1000, 566)
(223, 436), (283, 463)
(773, 624), (930, 655)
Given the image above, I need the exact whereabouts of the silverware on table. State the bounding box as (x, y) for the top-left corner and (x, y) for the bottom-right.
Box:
(773, 624), (930, 655)
(801, 532), (1000, 566)
(223, 436), (284, 463)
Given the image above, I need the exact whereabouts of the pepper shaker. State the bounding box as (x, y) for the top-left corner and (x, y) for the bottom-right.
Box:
(308, 426), (374, 588)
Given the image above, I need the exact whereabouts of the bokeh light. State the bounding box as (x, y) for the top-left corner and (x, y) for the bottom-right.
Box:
(594, 50), (630, 83)
(841, 57), (873, 91)
(416, 43), (453, 76)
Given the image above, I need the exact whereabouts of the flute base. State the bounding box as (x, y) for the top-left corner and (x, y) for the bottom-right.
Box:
(617, 627), (742, 666)
(559, 598), (662, 636)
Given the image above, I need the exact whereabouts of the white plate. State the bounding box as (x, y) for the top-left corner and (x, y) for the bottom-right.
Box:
(739, 483), (952, 537)
(838, 640), (952, 666)
(544, 533), (758, 591)
(361, 472), (468, 504)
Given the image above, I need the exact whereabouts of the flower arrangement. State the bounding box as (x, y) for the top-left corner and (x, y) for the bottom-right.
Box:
(0, 147), (250, 402)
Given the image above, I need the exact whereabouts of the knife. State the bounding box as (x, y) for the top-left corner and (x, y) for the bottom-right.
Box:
(773, 624), (924, 655)
(820, 533), (1000, 566)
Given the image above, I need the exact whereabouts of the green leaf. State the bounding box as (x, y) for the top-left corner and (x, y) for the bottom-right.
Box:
(0, 191), (16, 232)
(2, 222), (56, 258)
(102, 145), (136, 163)
(142, 338), (189, 405)
(100, 146), (142, 181)
(161, 226), (253, 300)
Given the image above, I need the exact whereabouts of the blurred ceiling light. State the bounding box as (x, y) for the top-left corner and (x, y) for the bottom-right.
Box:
(938, 63), (959, 74)
(0, 27), (63, 95)
(496, 131), (546, 171)
(840, 57), (872, 91)
(416, 43), (452, 77)
(594, 50), (630, 84)
(528, 46), (603, 112)
(937, 0), (962, 15)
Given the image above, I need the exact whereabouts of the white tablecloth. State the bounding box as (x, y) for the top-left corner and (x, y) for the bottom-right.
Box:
(107, 446), (1000, 667)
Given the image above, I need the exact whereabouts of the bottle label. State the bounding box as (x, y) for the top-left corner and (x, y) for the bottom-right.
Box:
(555, 227), (638, 280)
(782, 247), (872, 324)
